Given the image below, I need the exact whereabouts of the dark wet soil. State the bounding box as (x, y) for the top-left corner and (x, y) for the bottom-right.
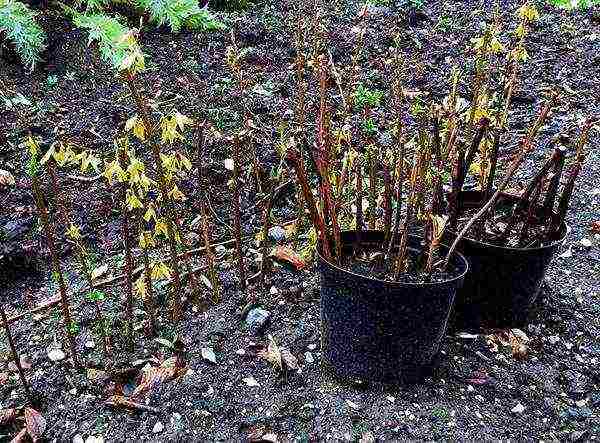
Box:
(1, 0), (600, 441)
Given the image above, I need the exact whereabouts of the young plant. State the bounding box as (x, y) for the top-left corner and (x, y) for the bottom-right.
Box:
(25, 137), (80, 369)
(45, 142), (111, 355)
(119, 38), (187, 321)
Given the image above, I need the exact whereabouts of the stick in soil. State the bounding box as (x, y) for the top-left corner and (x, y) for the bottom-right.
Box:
(232, 136), (247, 291)
(30, 176), (80, 369)
(0, 303), (33, 403)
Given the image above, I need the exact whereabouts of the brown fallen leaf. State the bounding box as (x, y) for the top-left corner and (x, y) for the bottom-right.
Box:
(486, 329), (529, 360)
(258, 335), (299, 372)
(0, 408), (17, 426)
(591, 221), (600, 234)
(24, 407), (46, 442)
(9, 428), (27, 443)
(269, 246), (306, 270)
(131, 366), (184, 399)
(0, 169), (15, 187)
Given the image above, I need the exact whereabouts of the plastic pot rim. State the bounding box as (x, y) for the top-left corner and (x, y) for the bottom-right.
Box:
(449, 222), (570, 253)
(317, 232), (469, 288)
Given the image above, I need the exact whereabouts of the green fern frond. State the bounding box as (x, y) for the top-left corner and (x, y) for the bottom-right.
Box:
(78, 0), (111, 12)
(135, 0), (225, 32)
(0, 0), (46, 69)
(71, 12), (136, 69)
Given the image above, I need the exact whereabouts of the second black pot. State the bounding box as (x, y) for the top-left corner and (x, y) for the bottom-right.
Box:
(318, 231), (468, 383)
(446, 190), (568, 331)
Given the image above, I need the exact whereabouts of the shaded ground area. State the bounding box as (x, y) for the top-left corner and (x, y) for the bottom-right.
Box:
(1, 0), (600, 440)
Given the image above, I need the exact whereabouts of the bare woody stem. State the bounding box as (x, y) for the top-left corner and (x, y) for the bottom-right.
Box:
(259, 181), (277, 287)
(0, 303), (33, 403)
(232, 136), (247, 291)
(120, 199), (135, 350)
(194, 120), (220, 302)
(199, 198), (220, 302)
(286, 148), (332, 260)
(31, 178), (80, 369)
(443, 95), (559, 268)
(551, 118), (597, 236)
(47, 161), (110, 356)
(355, 156), (364, 235)
(517, 178), (543, 247)
(382, 162), (392, 244)
(125, 75), (183, 322)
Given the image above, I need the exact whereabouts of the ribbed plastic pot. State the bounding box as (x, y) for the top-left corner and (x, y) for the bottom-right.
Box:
(318, 231), (469, 383)
(446, 190), (569, 331)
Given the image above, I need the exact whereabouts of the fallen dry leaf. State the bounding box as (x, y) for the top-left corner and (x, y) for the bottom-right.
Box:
(0, 169), (15, 187)
(486, 329), (529, 360)
(258, 335), (299, 372)
(9, 428), (28, 443)
(24, 407), (47, 442)
(269, 246), (306, 270)
(591, 221), (600, 234)
(0, 408), (17, 426)
(131, 366), (183, 399)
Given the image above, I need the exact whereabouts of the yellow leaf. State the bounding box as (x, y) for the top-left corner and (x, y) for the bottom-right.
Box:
(66, 223), (81, 240)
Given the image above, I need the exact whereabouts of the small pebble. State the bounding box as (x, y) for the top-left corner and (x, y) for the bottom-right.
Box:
(511, 403), (525, 414)
(153, 421), (164, 434)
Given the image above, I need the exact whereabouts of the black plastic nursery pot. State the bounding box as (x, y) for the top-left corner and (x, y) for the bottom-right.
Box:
(318, 231), (469, 383)
(446, 190), (569, 331)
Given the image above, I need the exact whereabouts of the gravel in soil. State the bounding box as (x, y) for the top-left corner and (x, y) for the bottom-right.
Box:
(1, 0), (600, 441)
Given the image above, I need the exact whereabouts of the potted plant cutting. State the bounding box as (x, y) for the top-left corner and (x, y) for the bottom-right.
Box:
(285, 52), (469, 382)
